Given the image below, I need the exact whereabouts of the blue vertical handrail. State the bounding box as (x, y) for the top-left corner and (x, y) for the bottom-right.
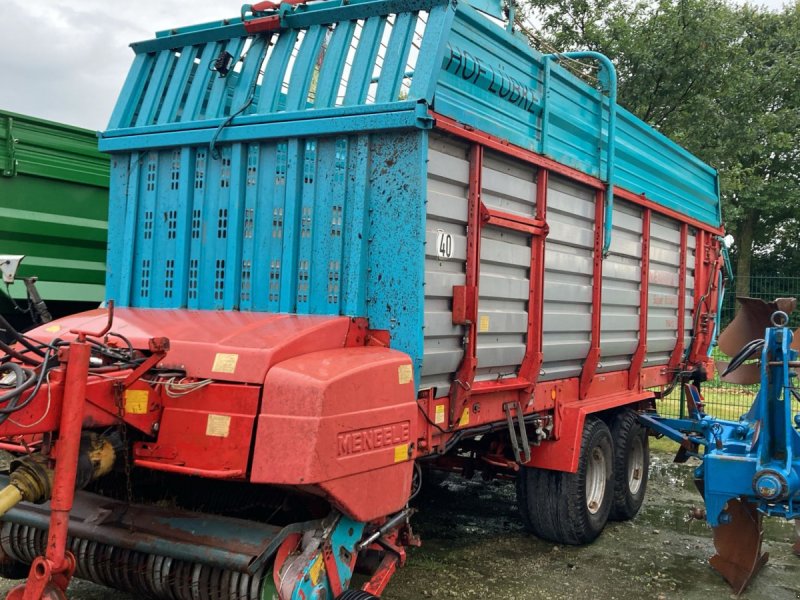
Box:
(545, 51), (617, 257)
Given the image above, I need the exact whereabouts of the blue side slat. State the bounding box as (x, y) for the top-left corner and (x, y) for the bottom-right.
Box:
(231, 35), (271, 110)
(267, 141), (288, 312)
(257, 32), (298, 113)
(206, 37), (248, 119)
(375, 12), (416, 104)
(407, 3), (456, 102)
(223, 144), (247, 308)
(133, 153), (158, 305)
(239, 144), (259, 311)
(313, 21), (356, 109)
(295, 140), (317, 312)
(187, 148), (208, 309)
(135, 52), (174, 128)
(157, 46), (200, 125)
(171, 147), (195, 306)
(278, 139), (303, 312)
(116, 154), (141, 305)
(309, 138), (347, 313)
(181, 43), (222, 123)
(105, 155), (131, 302)
(340, 135), (370, 316)
(343, 17), (386, 105)
(247, 144), (273, 311)
(285, 25), (328, 111)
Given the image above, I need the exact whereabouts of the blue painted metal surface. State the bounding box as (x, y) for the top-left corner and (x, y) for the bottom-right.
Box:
(545, 52), (617, 255)
(285, 515), (365, 600)
(642, 315), (800, 527)
(100, 0), (721, 385)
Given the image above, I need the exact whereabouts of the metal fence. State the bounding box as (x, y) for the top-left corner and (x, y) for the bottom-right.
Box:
(658, 274), (800, 420)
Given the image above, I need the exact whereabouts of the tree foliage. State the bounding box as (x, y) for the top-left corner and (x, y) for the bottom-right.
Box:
(520, 0), (800, 288)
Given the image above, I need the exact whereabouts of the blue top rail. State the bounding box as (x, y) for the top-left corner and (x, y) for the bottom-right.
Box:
(100, 0), (720, 227)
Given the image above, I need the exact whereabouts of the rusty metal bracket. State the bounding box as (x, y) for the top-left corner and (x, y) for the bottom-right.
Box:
(70, 301), (115, 342)
(118, 337), (170, 390)
(504, 401), (531, 463)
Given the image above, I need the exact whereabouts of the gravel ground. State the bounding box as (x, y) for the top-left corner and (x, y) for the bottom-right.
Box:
(1, 452), (797, 599)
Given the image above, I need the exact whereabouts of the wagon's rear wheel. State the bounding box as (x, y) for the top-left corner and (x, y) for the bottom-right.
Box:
(609, 409), (649, 521)
(516, 416), (614, 545)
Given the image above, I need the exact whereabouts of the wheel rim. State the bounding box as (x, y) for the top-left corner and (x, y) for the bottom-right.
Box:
(627, 435), (644, 496)
(586, 446), (607, 515)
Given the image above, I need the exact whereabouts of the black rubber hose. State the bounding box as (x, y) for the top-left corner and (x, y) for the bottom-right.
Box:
(0, 363), (36, 405)
(0, 314), (46, 358)
(721, 338), (764, 378)
(0, 337), (41, 367)
(0, 352), (55, 422)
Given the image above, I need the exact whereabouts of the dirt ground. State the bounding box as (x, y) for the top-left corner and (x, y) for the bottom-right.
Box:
(1, 451), (797, 600)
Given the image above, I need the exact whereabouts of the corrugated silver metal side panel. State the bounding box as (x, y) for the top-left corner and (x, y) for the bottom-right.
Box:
(541, 175), (594, 380)
(476, 225), (531, 380)
(480, 150), (537, 217)
(474, 150), (535, 381)
(421, 133), (469, 396)
(646, 214), (681, 365)
(684, 230), (697, 351)
(599, 199), (642, 373)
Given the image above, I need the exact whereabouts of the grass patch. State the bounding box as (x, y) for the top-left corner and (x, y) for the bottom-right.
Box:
(656, 386), (755, 422)
(649, 435), (680, 455)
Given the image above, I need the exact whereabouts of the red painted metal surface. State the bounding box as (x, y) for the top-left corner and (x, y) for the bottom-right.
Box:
(429, 116), (724, 472)
(518, 170), (548, 389)
(27, 309), (354, 385)
(11, 341), (91, 599)
(132, 382), (261, 480)
(432, 112), (603, 190)
(669, 223), (690, 369)
(448, 144), (482, 425)
(433, 111), (725, 235)
(252, 346), (417, 521)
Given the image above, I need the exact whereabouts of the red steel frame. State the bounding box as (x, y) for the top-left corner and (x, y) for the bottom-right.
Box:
(431, 112), (724, 471)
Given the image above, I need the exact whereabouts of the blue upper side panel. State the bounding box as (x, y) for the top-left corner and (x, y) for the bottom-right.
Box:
(434, 3), (721, 227)
(101, 0), (719, 227)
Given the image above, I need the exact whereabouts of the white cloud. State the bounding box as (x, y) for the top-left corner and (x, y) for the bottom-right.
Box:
(0, 0), (231, 130)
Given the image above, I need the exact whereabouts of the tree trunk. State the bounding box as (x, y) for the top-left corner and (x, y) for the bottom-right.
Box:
(734, 209), (756, 300)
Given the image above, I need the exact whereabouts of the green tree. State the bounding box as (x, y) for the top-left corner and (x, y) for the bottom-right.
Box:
(520, 0), (800, 294)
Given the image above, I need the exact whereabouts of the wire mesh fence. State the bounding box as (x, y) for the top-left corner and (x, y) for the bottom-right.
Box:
(657, 274), (800, 420)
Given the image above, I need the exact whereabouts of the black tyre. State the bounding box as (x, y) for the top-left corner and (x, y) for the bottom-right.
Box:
(609, 409), (649, 521)
(516, 416), (614, 545)
(336, 591), (379, 600)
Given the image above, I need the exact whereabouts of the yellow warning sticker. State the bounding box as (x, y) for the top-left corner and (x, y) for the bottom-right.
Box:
(479, 315), (490, 332)
(398, 364), (413, 385)
(394, 443), (410, 463)
(124, 390), (149, 415)
(212, 353), (239, 374)
(308, 555), (324, 586)
(459, 407), (470, 426)
(44, 325), (61, 333)
(434, 404), (446, 425)
(206, 414), (231, 438)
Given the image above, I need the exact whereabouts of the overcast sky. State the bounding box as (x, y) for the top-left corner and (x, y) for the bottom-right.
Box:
(0, 0), (791, 131)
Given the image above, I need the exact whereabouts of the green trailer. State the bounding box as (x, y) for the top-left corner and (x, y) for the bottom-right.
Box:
(0, 109), (109, 329)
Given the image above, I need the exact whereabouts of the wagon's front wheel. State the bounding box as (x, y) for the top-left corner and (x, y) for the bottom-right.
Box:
(516, 416), (614, 545)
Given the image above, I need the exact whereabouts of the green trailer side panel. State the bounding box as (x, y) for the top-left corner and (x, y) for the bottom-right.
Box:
(0, 110), (109, 303)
